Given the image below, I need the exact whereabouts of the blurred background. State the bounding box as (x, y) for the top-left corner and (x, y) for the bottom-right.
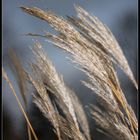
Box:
(2, 0), (138, 140)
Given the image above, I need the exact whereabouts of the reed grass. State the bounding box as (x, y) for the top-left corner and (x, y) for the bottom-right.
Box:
(2, 5), (138, 140)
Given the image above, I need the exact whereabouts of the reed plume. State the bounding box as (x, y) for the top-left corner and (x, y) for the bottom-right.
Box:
(26, 41), (91, 140)
(4, 5), (137, 140)
(20, 5), (138, 139)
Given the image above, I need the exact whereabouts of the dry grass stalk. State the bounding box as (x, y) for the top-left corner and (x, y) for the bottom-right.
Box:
(2, 68), (38, 140)
(8, 49), (32, 140)
(20, 5), (138, 140)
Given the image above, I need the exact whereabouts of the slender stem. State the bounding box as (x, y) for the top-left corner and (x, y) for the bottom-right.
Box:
(2, 68), (39, 140)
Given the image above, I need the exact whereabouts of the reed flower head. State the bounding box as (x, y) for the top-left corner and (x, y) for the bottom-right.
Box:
(4, 5), (137, 140)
